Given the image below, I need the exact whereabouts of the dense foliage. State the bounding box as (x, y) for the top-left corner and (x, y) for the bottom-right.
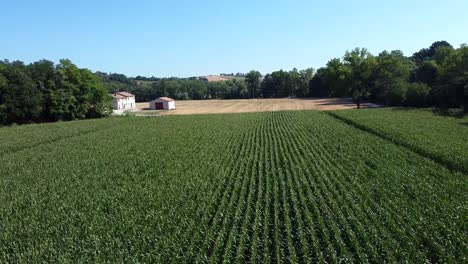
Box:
(0, 110), (466, 262)
(311, 42), (468, 110)
(97, 72), (249, 102)
(0, 59), (111, 125)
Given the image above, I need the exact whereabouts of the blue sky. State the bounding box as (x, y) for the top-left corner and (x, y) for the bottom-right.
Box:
(1, 0), (467, 77)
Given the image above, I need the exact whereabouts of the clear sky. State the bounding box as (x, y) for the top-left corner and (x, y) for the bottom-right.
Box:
(1, 0), (467, 77)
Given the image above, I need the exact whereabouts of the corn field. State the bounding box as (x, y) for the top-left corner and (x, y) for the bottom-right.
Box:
(331, 108), (468, 173)
(0, 111), (466, 262)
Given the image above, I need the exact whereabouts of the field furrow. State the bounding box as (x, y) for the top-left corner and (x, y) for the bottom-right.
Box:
(1, 111), (466, 263)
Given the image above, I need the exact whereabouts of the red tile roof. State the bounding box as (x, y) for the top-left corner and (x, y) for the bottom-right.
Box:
(111, 94), (126, 99)
(154, 97), (175, 102)
(116, 92), (135, 97)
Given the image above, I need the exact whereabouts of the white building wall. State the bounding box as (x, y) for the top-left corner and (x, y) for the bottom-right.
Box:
(113, 97), (136, 110)
(168, 101), (176, 110)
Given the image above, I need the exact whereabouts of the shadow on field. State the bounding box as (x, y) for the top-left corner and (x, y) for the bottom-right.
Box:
(317, 101), (355, 106)
(389, 107), (420, 111)
(431, 108), (465, 118)
(389, 107), (466, 118)
(300, 97), (357, 106)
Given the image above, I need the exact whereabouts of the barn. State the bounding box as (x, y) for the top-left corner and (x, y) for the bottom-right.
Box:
(149, 97), (176, 110)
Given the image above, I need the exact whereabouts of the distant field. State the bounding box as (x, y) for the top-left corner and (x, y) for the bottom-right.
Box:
(203, 75), (246, 82)
(0, 110), (466, 262)
(136, 98), (381, 115)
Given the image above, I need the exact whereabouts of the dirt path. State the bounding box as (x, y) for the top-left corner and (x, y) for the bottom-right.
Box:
(136, 98), (382, 116)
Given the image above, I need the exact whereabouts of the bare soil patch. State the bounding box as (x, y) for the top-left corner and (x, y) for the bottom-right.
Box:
(136, 98), (381, 116)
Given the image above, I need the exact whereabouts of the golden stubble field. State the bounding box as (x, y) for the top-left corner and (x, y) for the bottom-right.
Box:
(136, 98), (381, 115)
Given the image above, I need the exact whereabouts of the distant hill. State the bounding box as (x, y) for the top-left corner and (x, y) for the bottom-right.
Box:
(200, 75), (246, 82)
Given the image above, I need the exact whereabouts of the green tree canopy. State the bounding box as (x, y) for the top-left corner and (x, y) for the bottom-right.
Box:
(373, 50), (412, 105)
(343, 48), (377, 108)
(245, 70), (262, 98)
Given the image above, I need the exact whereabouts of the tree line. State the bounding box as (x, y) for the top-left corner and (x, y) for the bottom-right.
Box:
(258, 41), (466, 109)
(309, 41), (467, 110)
(101, 40), (467, 111)
(97, 73), (250, 102)
(1, 40), (466, 125)
(0, 59), (111, 125)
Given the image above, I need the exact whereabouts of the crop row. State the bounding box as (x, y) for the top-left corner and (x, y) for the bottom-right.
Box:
(0, 117), (124, 155)
(0, 111), (466, 262)
(330, 108), (468, 173)
(183, 111), (466, 263)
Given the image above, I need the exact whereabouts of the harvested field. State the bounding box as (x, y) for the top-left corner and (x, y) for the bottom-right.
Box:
(136, 98), (381, 115)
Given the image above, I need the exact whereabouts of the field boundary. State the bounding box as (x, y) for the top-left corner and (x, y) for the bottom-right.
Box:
(325, 111), (467, 174)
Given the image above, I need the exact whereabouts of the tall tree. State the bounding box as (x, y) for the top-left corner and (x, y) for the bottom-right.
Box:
(414, 60), (439, 85)
(55, 59), (82, 120)
(412, 40), (453, 64)
(289, 68), (302, 97)
(343, 48), (377, 108)
(79, 68), (111, 118)
(0, 61), (42, 124)
(0, 64), (8, 123)
(309, 68), (328, 97)
(298, 68), (314, 97)
(323, 58), (350, 97)
(55, 59), (111, 120)
(436, 44), (468, 109)
(260, 73), (275, 98)
(29, 60), (57, 121)
(245, 70), (261, 98)
(373, 50), (412, 105)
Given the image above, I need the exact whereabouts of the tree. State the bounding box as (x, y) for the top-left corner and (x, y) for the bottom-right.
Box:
(414, 60), (439, 85)
(405, 82), (431, 107)
(55, 59), (111, 120)
(322, 58), (350, 97)
(260, 74), (275, 98)
(260, 70), (292, 98)
(288, 68), (302, 97)
(309, 68), (328, 97)
(224, 79), (247, 98)
(109, 73), (130, 83)
(433, 46), (454, 65)
(428, 41), (453, 57)
(412, 40), (453, 64)
(189, 80), (208, 100)
(436, 44), (468, 109)
(0, 66), (8, 123)
(373, 50), (411, 105)
(29, 60), (57, 121)
(0, 61), (42, 124)
(298, 68), (314, 97)
(343, 48), (377, 108)
(79, 68), (112, 118)
(55, 59), (83, 120)
(245, 70), (261, 98)
(464, 82), (468, 114)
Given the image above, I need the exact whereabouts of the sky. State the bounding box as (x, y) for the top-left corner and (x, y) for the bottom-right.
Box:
(1, 0), (467, 77)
